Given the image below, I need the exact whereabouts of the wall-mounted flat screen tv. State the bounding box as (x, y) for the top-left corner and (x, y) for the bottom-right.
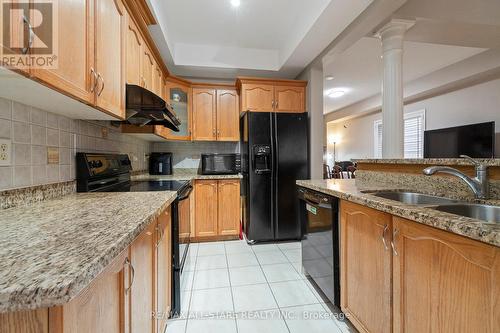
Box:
(424, 121), (495, 158)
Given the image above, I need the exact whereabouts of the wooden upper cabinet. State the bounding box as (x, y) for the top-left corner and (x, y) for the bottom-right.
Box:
(274, 85), (305, 113)
(142, 48), (154, 91)
(217, 180), (240, 236)
(192, 88), (216, 141)
(392, 217), (500, 333)
(130, 222), (155, 333)
(240, 83), (274, 112)
(31, 0), (95, 104)
(163, 81), (191, 141)
(95, 0), (126, 119)
(340, 200), (392, 333)
(155, 207), (171, 333)
(216, 89), (239, 141)
(237, 78), (307, 113)
(0, 0), (29, 74)
(194, 180), (218, 237)
(126, 17), (143, 86)
(152, 62), (162, 97)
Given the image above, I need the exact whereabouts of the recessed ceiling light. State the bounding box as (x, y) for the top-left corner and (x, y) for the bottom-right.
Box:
(328, 90), (345, 98)
(325, 75), (334, 81)
(230, 0), (240, 7)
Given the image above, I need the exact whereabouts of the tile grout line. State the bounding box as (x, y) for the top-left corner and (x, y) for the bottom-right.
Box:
(182, 243), (198, 333)
(251, 243), (292, 333)
(223, 242), (239, 333)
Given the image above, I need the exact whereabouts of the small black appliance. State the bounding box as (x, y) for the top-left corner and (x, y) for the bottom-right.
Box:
(200, 153), (241, 175)
(149, 152), (173, 175)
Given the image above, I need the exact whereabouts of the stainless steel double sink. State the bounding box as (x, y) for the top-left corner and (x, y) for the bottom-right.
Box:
(368, 191), (500, 224)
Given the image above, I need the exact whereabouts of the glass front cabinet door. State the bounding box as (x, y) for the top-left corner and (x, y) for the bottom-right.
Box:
(164, 81), (191, 141)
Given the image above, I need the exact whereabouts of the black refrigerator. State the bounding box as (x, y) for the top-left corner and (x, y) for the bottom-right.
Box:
(240, 111), (309, 242)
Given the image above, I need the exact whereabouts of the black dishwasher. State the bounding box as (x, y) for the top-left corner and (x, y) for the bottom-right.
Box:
(298, 186), (340, 306)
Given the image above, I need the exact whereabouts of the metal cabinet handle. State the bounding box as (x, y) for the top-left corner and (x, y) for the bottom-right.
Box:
(124, 258), (135, 294)
(97, 73), (105, 96)
(22, 15), (34, 54)
(212, 129), (216, 136)
(271, 100), (275, 108)
(381, 224), (389, 251)
(275, 101), (278, 109)
(391, 228), (399, 256)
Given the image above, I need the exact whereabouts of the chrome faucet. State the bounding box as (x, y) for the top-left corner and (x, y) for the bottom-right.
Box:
(423, 155), (489, 200)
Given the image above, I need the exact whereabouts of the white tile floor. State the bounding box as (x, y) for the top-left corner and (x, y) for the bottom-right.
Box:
(166, 240), (356, 333)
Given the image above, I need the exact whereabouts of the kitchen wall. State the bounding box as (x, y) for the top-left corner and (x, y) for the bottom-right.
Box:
(326, 78), (500, 162)
(152, 141), (239, 169)
(0, 97), (152, 191)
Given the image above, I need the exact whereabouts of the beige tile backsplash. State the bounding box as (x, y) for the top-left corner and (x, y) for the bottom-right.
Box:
(0, 97), (152, 191)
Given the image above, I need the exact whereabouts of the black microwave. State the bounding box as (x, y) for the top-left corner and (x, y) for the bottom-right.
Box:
(201, 154), (241, 175)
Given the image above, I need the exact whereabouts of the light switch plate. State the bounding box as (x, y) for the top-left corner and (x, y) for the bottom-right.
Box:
(0, 139), (12, 166)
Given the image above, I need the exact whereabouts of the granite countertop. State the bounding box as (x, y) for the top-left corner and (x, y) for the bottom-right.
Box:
(132, 169), (243, 181)
(296, 179), (500, 247)
(0, 191), (177, 313)
(353, 158), (500, 166)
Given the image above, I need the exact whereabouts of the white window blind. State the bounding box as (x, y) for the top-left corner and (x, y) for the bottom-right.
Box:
(373, 110), (426, 158)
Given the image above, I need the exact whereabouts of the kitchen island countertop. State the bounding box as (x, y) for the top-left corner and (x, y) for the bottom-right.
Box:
(297, 179), (500, 247)
(0, 191), (177, 312)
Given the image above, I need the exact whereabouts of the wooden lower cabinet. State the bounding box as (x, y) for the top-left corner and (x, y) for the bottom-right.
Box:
(392, 217), (500, 333)
(58, 249), (130, 333)
(194, 179), (240, 240)
(340, 201), (392, 333)
(155, 207), (172, 333)
(341, 199), (500, 333)
(130, 223), (155, 333)
(194, 180), (218, 237)
(217, 180), (241, 236)
(179, 192), (191, 241)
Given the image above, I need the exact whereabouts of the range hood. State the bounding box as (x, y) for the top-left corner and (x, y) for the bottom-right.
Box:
(124, 84), (181, 132)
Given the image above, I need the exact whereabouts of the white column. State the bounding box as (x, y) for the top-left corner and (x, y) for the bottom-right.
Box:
(377, 20), (414, 158)
(297, 64), (324, 179)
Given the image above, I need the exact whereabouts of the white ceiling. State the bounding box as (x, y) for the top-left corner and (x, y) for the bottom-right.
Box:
(147, 0), (374, 79)
(323, 0), (500, 115)
(323, 37), (486, 113)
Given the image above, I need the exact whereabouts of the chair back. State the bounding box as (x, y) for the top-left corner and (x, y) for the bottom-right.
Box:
(347, 166), (357, 179)
(332, 165), (344, 179)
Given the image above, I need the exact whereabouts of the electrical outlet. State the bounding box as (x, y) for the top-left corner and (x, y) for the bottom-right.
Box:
(0, 139), (12, 166)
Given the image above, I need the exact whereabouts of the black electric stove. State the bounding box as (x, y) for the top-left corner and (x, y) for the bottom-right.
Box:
(76, 152), (191, 318)
(114, 180), (189, 193)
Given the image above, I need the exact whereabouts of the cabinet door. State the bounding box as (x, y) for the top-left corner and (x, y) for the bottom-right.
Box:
(194, 180), (218, 237)
(340, 200), (392, 333)
(192, 88), (216, 141)
(142, 47), (154, 91)
(216, 89), (239, 141)
(179, 192), (191, 241)
(61, 249), (130, 333)
(274, 85), (305, 113)
(95, 0), (126, 118)
(126, 17), (142, 86)
(0, 0), (29, 74)
(130, 223), (155, 333)
(165, 82), (191, 140)
(217, 180), (240, 236)
(153, 63), (162, 97)
(31, 0), (95, 104)
(155, 207), (171, 333)
(393, 217), (500, 333)
(240, 83), (274, 112)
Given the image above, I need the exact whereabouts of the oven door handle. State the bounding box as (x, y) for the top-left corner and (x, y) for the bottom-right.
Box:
(303, 198), (321, 207)
(178, 186), (193, 201)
